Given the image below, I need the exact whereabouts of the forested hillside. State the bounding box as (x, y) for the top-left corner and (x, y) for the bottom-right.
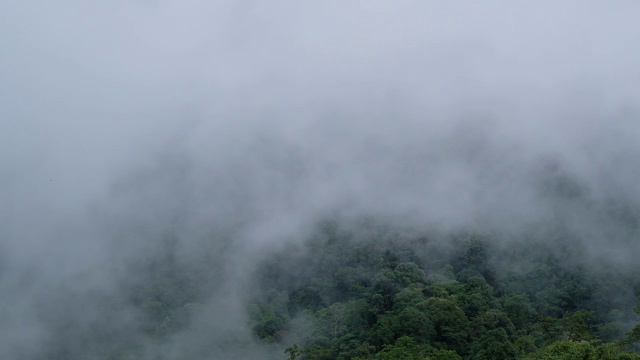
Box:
(86, 219), (640, 360)
(5, 2), (640, 360)
(245, 220), (640, 359)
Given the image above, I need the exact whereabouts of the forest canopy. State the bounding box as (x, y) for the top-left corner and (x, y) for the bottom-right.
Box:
(45, 218), (639, 360)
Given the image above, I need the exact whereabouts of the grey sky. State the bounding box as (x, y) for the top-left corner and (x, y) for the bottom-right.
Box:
(1, 1), (640, 359)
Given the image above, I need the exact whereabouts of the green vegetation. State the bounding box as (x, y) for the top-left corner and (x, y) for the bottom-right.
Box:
(247, 221), (640, 360)
(43, 220), (640, 359)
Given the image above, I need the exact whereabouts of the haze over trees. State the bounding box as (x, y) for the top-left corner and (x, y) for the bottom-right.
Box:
(2, 1), (640, 360)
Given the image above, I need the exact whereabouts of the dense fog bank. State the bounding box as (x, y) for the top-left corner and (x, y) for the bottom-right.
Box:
(1, 1), (640, 359)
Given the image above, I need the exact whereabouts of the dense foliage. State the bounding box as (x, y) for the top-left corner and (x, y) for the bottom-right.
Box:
(248, 221), (640, 360)
(39, 220), (640, 360)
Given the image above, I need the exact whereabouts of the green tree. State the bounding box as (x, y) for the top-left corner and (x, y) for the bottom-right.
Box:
(563, 310), (594, 341)
(470, 328), (517, 360)
(621, 305), (640, 346)
(419, 297), (470, 355)
(501, 294), (537, 329)
(535, 340), (597, 360)
(285, 344), (301, 360)
(375, 336), (431, 360)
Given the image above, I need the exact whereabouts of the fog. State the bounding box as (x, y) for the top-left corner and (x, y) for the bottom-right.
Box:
(1, 1), (640, 359)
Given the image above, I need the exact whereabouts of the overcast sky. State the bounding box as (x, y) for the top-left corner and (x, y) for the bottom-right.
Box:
(2, 1), (640, 359)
